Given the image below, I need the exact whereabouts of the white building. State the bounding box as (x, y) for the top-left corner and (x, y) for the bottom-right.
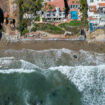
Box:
(87, 0), (105, 31)
(42, 0), (81, 22)
(42, 0), (66, 22)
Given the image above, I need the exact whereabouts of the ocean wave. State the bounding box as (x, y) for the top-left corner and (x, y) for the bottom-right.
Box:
(0, 49), (105, 105)
(49, 65), (105, 105)
(0, 57), (39, 70)
(2, 48), (105, 68)
(0, 64), (104, 105)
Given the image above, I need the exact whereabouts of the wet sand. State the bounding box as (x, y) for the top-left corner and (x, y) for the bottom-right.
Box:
(0, 40), (105, 53)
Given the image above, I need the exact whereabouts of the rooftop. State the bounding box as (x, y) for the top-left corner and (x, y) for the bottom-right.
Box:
(45, 0), (80, 11)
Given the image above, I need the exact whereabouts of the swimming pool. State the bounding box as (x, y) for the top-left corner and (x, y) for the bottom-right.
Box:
(71, 11), (78, 20)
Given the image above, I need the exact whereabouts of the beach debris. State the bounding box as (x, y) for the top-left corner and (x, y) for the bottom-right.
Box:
(78, 35), (86, 40)
(73, 55), (77, 59)
(25, 31), (47, 39)
(64, 31), (72, 36)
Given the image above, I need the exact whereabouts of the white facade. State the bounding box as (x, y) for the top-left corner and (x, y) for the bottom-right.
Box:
(23, 13), (35, 19)
(87, 0), (105, 28)
(87, 0), (105, 6)
(42, 0), (66, 22)
(43, 8), (66, 22)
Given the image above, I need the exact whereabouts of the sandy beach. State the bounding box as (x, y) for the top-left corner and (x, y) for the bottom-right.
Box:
(0, 39), (105, 53)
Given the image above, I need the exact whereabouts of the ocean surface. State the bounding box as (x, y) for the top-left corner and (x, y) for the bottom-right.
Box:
(0, 48), (105, 105)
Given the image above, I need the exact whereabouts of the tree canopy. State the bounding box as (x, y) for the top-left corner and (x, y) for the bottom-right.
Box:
(17, 0), (42, 13)
(80, 0), (87, 22)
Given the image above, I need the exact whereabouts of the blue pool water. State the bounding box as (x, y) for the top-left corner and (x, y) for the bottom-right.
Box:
(71, 11), (78, 20)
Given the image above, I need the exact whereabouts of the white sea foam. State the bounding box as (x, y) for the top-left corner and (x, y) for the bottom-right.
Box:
(0, 57), (39, 70)
(0, 69), (35, 74)
(0, 49), (105, 105)
(49, 65), (105, 105)
(3, 48), (105, 68)
(0, 64), (105, 105)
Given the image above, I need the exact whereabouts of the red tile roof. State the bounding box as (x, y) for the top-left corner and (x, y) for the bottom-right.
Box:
(68, 0), (80, 5)
(88, 16), (97, 20)
(46, 0), (65, 11)
(89, 5), (98, 13)
(46, 0), (80, 11)
(99, 3), (105, 7)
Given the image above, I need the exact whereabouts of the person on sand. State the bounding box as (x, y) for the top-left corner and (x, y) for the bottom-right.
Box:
(12, 19), (16, 28)
(4, 12), (9, 25)
(10, 19), (16, 28)
(4, 18), (6, 24)
(5, 17), (9, 25)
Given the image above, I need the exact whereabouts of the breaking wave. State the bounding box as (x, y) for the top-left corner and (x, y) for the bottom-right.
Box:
(0, 49), (105, 105)
(3, 48), (105, 68)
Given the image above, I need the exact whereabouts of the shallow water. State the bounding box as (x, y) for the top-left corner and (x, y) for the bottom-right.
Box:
(0, 49), (105, 105)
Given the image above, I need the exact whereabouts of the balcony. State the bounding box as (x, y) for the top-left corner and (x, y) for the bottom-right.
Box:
(44, 12), (65, 19)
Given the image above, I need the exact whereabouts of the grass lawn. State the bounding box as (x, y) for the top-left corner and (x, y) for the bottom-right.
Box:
(59, 21), (82, 27)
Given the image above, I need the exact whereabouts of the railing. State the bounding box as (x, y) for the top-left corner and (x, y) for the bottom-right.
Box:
(44, 12), (65, 18)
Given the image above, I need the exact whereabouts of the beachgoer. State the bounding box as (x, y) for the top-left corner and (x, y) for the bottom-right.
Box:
(4, 18), (6, 24)
(6, 17), (9, 25)
(12, 19), (16, 27)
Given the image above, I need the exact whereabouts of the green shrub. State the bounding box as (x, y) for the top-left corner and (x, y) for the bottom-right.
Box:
(31, 27), (37, 32)
(34, 15), (40, 21)
(33, 23), (64, 34)
(22, 29), (29, 35)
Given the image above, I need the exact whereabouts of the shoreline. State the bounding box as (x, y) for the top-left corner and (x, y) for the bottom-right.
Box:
(0, 39), (105, 53)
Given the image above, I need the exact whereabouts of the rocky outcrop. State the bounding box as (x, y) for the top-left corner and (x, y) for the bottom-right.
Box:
(0, 0), (18, 19)
(0, 0), (9, 12)
(87, 29), (105, 42)
(0, 0), (19, 35)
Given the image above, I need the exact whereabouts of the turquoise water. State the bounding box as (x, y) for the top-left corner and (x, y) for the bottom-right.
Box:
(0, 49), (105, 105)
(71, 11), (78, 20)
(0, 71), (81, 105)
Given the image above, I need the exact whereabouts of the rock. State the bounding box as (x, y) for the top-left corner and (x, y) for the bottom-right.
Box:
(52, 90), (57, 97)
(87, 29), (105, 42)
(78, 35), (86, 40)
(64, 31), (72, 36)
(73, 55), (77, 59)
